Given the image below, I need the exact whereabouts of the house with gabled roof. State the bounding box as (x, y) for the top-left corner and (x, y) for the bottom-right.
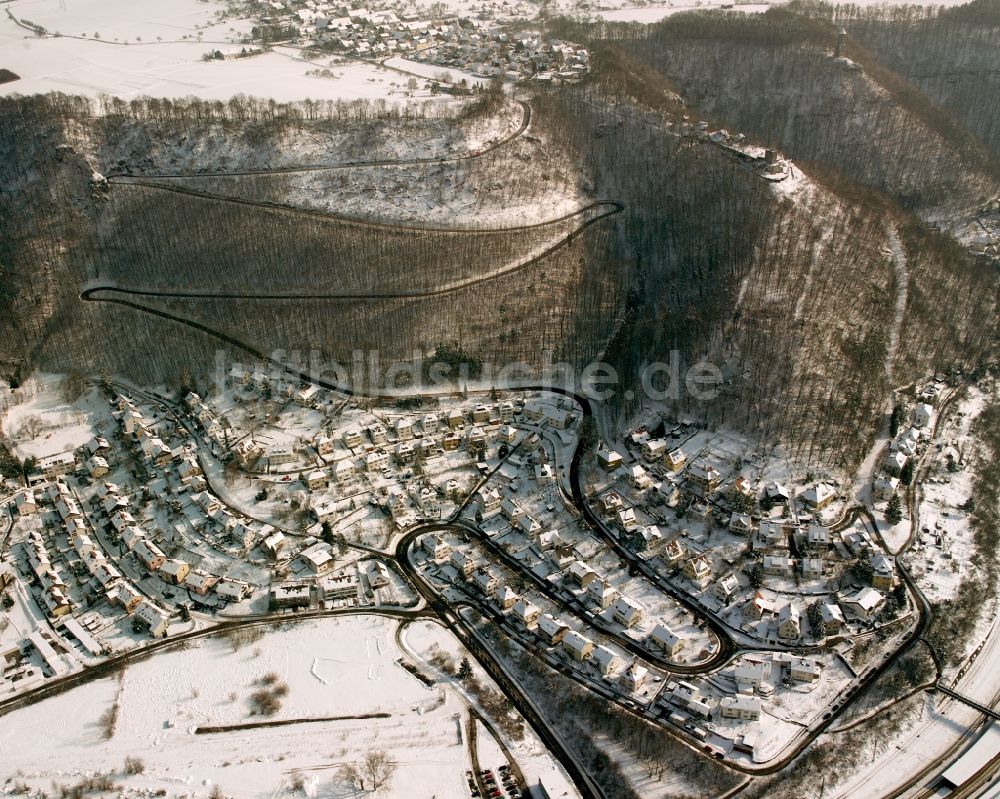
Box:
(513, 598), (541, 628)
(588, 579), (619, 609)
(778, 603), (801, 639)
(592, 645), (622, 676)
(650, 624), (683, 657)
(562, 629), (594, 661)
(566, 560), (598, 588)
(612, 596), (644, 628)
(537, 613), (569, 644)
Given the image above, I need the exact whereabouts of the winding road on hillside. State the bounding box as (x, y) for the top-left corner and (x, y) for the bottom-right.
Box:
(105, 98), (532, 180)
(59, 96), (971, 796)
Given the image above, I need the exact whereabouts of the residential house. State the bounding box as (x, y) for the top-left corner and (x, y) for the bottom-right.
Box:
(621, 661), (649, 692)
(765, 481), (791, 504)
(785, 655), (821, 682)
(730, 476), (757, 506)
(134, 539), (166, 571)
(301, 542), (335, 575)
(687, 462), (721, 494)
(422, 533), (451, 562)
(184, 569), (219, 596)
(721, 695), (761, 721)
(650, 624), (684, 657)
(617, 507), (638, 532)
(513, 598), (541, 628)
(800, 558), (825, 578)
(537, 614), (569, 644)
(566, 560), (598, 589)
(596, 448), (622, 471)
(495, 585), (519, 610)
(612, 596), (644, 628)
(884, 451), (908, 477)
(588, 579), (619, 609)
(869, 554), (896, 590)
(449, 549), (476, 578)
(86, 456), (110, 479)
(635, 525), (663, 552)
(592, 645), (622, 676)
(642, 438), (668, 462)
(14, 490), (37, 516)
(763, 554), (794, 577)
(743, 591), (781, 621)
(806, 524), (831, 547)
(305, 470), (327, 490)
(820, 602), (846, 635)
(473, 567), (499, 595)
(216, 579), (253, 601)
(500, 497), (525, 525)
(334, 459), (356, 482)
(262, 531), (287, 557)
(159, 559), (190, 585)
(110, 581), (143, 613)
(800, 483), (836, 511)
(729, 513), (756, 536)
(777, 603), (801, 639)
(395, 418), (414, 441)
(562, 629), (594, 661)
(134, 600), (170, 637)
(683, 555), (711, 586)
(733, 656), (771, 690)
(663, 539), (686, 565)
(715, 573), (741, 603)
(498, 424), (518, 444)
(342, 428), (363, 448)
(629, 464), (652, 490)
(873, 475), (900, 502)
(913, 402), (934, 429)
(665, 447), (687, 472)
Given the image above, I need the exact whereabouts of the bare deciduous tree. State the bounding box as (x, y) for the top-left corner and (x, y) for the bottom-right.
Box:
(363, 750), (396, 791)
(17, 414), (43, 440)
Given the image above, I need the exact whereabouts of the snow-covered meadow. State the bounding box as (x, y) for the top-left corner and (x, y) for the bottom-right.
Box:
(0, 615), (525, 798)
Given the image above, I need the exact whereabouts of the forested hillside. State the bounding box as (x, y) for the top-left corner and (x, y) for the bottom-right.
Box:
(616, 8), (999, 214)
(1, 3), (997, 469)
(789, 0), (1000, 159)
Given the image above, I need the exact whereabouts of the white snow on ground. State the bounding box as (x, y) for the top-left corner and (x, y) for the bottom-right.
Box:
(903, 387), (989, 604)
(884, 224), (908, 388)
(0, 374), (108, 461)
(403, 619), (583, 798)
(3, 0), (243, 43)
(0, 615), (558, 798)
(0, 0), (439, 102)
(383, 56), (487, 88)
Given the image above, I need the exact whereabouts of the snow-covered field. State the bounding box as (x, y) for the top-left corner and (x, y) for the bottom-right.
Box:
(0, 374), (108, 462)
(0, 0), (436, 101)
(0, 615), (565, 798)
